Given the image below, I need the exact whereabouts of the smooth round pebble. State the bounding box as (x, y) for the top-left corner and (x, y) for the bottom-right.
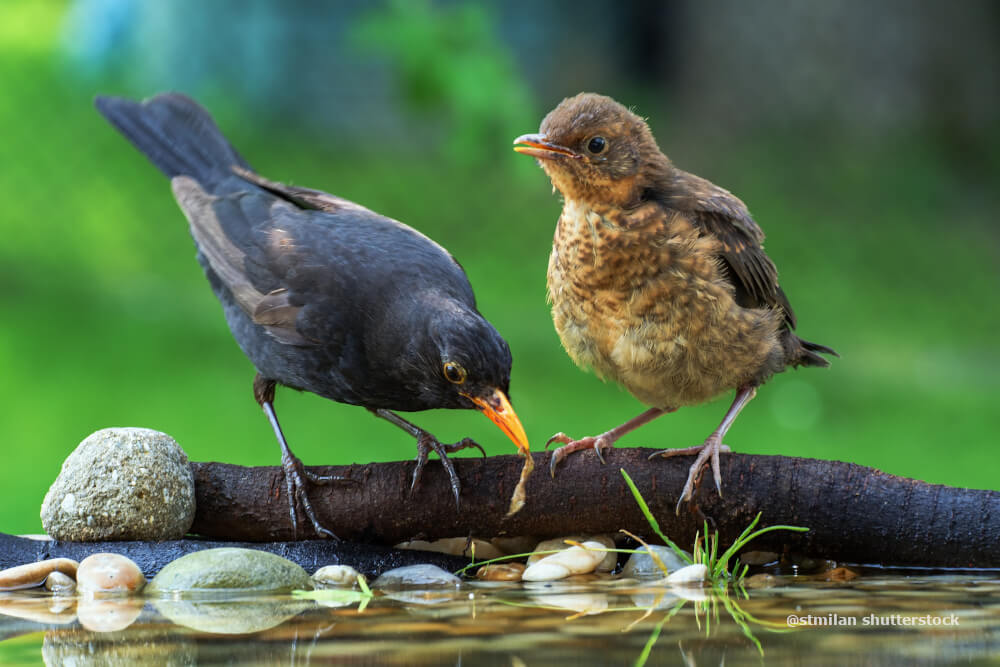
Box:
(77, 553), (146, 596)
(44, 571), (76, 595)
(523, 541), (608, 582)
(528, 535), (617, 572)
(313, 565), (362, 587)
(665, 563), (708, 584)
(0, 558), (78, 591)
(621, 545), (691, 579)
(372, 564), (461, 589)
(146, 548), (311, 595)
(41, 427), (195, 541)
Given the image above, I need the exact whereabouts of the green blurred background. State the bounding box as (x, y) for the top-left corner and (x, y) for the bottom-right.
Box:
(1, 0), (997, 535)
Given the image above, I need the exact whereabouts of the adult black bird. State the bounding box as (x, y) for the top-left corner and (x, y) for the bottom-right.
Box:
(96, 93), (529, 537)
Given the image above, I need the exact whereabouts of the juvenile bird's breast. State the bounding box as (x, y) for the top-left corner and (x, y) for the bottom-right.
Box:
(546, 198), (782, 408)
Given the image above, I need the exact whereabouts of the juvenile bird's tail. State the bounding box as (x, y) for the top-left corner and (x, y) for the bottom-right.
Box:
(95, 93), (251, 189)
(785, 333), (839, 369)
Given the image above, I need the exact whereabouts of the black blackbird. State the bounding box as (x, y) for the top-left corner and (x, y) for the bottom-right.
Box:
(514, 93), (835, 512)
(96, 93), (529, 537)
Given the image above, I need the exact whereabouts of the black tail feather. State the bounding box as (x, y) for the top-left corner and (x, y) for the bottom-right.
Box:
(95, 93), (251, 188)
(786, 334), (838, 369)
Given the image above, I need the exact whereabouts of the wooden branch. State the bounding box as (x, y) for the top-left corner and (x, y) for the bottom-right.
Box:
(0, 533), (467, 580)
(190, 449), (1000, 569)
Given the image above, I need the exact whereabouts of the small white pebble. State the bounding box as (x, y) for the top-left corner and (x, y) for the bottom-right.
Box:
(522, 560), (571, 582)
(312, 565), (361, 587)
(665, 563), (708, 584)
(45, 571), (76, 594)
(522, 541), (607, 582)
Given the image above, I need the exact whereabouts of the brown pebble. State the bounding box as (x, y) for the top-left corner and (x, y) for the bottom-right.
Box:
(476, 563), (526, 581)
(77, 553), (146, 596)
(742, 573), (777, 589)
(822, 567), (860, 582)
(0, 558), (78, 591)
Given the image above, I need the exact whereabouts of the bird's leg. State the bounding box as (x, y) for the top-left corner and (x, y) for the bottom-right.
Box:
(369, 408), (484, 509)
(546, 406), (676, 476)
(254, 375), (350, 539)
(650, 384), (757, 514)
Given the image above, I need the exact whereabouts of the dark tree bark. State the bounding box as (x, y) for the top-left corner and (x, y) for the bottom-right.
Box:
(190, 449), (1000, 569)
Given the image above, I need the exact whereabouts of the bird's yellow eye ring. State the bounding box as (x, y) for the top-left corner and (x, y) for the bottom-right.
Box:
(443, 361), (467, 385)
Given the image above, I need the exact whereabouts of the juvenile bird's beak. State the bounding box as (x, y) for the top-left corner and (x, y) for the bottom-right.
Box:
(513, 134), (579, 160)
(462, 388), (530, 456)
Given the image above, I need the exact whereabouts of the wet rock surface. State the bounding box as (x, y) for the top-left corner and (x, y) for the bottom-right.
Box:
(373, 564), (461, 589)
(621, 544), (691, 579)
(146, 548), (312, 595)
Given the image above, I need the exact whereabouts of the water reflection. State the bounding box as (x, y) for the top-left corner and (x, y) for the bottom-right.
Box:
(0, 575), (998, 665)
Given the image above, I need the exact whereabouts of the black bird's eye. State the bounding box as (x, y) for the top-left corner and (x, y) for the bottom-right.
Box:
(443, 361), (467, 385)
(586, 136), (607, 154)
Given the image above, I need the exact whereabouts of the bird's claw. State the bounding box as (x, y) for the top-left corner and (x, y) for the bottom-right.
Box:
(647, 437), (729, 515)
(411, 434), (483, 510)
(281, 452), (342, 539)
(545, 432), (573, 449)
(546, 434), (612, 477)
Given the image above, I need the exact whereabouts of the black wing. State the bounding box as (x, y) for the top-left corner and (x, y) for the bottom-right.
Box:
(171, 174), (474, 348)
(665, 169), (796, 329)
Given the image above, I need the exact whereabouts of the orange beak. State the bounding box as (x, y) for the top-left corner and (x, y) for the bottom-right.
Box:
(513, 134), (580, 160)
(462, 388), (530, 456)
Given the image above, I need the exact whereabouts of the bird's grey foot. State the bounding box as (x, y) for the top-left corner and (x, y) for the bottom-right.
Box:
(649, 437), (731, 514)
(545, 432), (617, 477)
(280, 450), (344, 539)
(412, 434), (484, 509)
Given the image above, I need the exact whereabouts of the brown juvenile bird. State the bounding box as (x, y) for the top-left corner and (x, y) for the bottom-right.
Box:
(514, 93), (836, 512)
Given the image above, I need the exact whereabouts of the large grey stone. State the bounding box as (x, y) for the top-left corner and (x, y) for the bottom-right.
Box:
(41, 428), (195, 541)
(146, 548), (312, 595)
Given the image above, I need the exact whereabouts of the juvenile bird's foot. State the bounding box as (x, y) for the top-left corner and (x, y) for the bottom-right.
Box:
(649, 437), (732, 514)
(413, 434), (486, 509)
(546, 407), (675, 477)
(546, 432), (618, 476)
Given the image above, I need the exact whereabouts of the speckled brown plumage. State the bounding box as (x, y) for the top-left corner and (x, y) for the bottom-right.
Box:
(515, 92), (836, 512)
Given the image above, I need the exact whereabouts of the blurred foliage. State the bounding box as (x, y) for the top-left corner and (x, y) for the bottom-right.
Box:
(353, 0), (536, 164)
(0, 0), (997, 536)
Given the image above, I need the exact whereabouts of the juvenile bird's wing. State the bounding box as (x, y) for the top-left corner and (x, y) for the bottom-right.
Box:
(666, 169), (796, 328)
(171, 174), (472, 348)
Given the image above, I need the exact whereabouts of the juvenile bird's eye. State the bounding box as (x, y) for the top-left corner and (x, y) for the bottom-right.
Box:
(443, 362), (467, 384)
(586, 136), (607, 154)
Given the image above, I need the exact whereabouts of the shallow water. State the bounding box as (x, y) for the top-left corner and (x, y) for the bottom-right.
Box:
(1, 574), (998, 665)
